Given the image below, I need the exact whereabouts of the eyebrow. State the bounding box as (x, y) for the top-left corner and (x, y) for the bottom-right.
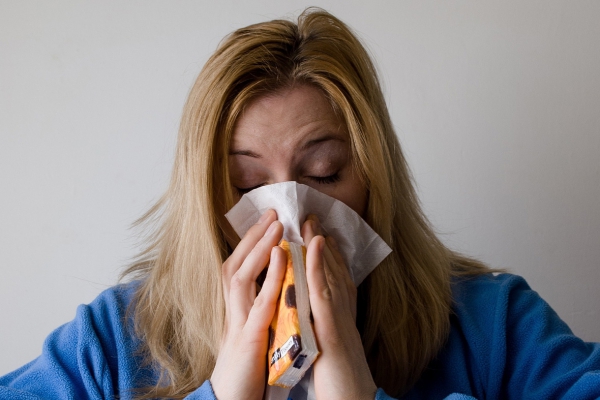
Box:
(229, 134), (345, 158)
(299, 134), (345, 151)
(229, 149), (261, 158)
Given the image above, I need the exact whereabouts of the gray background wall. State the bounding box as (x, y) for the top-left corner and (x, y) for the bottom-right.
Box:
(1, 1), (598, 375)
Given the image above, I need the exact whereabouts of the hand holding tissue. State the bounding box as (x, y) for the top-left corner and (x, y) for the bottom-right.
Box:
(225, 182), (392, 394)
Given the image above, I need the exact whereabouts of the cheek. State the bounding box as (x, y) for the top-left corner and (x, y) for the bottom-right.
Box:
(339, 183), (368, 217)
(228, 158), (266, 187)
(320, 176), (368, 217)
(337, 164), (368, 217)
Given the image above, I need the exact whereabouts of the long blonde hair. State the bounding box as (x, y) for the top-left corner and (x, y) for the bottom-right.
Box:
(123, 7), (492, 398)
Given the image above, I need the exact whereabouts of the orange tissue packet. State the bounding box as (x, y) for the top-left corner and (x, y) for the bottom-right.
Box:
(267, 240), (319, 388)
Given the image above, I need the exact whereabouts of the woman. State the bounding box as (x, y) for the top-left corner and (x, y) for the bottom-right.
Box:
(1, 8), (599, 400)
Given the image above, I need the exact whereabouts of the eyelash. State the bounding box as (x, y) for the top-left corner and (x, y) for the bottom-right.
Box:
(235, 184), (262, 196)
(310, 172), (341, 185)
(235, 173), (341, 196)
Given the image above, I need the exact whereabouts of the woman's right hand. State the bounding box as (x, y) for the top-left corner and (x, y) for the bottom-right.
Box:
(210, 209), (286, 400)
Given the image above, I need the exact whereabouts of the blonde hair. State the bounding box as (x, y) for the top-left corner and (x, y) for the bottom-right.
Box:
(123, 7), (492, 398)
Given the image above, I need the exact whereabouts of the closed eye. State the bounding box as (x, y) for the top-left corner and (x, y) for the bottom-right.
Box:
(234, 172), (341, 196)
(310, 172), (341, 185)
(235, 183), (264, 196)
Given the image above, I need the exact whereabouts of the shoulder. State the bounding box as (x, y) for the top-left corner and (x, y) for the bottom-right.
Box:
(451, 273), (552, 325)
(445, 273), (600, 399)
(84, 280), (141, 319)
(74, 280), (143, 351)
(65, 280), (142, 339)
(0, 280), (148, 398)
(449, 273), (576, 350)
(450, 272), (577, 335)
(451, 272), (531, 305)
(57, 279), (144, 358)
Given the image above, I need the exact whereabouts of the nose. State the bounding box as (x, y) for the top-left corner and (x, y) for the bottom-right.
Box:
(270, 170), (297, 185)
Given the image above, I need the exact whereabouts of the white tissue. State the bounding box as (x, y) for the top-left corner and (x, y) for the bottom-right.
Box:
(225, 181), (391, 285)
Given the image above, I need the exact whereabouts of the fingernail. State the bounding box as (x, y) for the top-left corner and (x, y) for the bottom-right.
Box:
(327, 235), (339, 250)
(258, 209), (272, 224)
(307, 215), (321, 231)
(318, 237), (326, 252)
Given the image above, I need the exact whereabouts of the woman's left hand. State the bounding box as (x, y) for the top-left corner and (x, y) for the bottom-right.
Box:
(301, 215), (377, 400)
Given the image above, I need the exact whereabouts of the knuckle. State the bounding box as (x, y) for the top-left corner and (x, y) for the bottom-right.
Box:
(320, 286), (333, 301)
(222, 259), (232, 276)
(326, 272), (340, 289)
(252, 294), (266, 309)
(222, 258), (238, 280)
(246, 223), (262, 238)
(238, 223), (265, 247)
(256, 237), (276, 258)
(323, 332), (343, 348)
(246, 245), (263, 263)
(229, 273), (246, 291)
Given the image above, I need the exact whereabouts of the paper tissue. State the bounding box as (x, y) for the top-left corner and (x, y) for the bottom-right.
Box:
(225, 181), (392, 286)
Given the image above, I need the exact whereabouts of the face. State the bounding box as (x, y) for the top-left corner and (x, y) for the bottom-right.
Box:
(229, 85), (368, 217)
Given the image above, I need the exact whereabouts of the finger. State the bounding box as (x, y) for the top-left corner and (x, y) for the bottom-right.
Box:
(326, 236), (346, 270)
(324, 237), (357, 319)
(223, 209), (277, 285)
(320, 244), (352, 318)
(308, 235), (358, 329)
(301, 214), (322, 247)
(324, 236), (354, 287)
(236, 221), (283, 283)
(229, 221), (283, 326)
(308, 214), (323, 235)
(306, 235), (333, 312)
(222, 210), (277, 308)
(301, 219), (314, 247)
(245, 246), (286, 338)
(322, 245), (340, 284)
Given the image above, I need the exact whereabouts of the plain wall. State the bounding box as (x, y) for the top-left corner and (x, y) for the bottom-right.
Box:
(1, 1), (598, 375)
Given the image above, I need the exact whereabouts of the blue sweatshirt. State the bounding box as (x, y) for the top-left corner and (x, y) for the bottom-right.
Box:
(1, 274), (599, 399)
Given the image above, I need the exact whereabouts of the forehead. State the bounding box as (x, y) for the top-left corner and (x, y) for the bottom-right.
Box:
(230, 85), (347, 151)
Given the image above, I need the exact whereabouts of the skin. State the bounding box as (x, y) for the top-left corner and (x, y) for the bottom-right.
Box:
(211, 85), (376, 400)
